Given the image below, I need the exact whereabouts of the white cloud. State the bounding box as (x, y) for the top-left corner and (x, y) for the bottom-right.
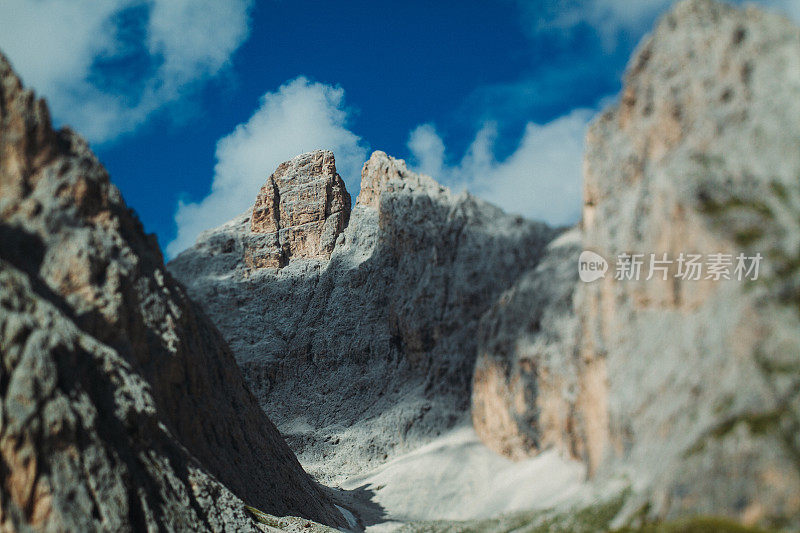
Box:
(407, 124), (446, 180)
(520, 0), (800, 51)
(0, 0), (252, 143)
(541, 0), (670, 49)
(147, 0), (250, 88)
(408, 108), (593, 227)
(166, 77), (367, 258)
(515, 0), (670, 51)
(0, 1), (123, 95)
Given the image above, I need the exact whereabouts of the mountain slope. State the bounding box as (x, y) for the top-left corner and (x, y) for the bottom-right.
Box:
(169, 150), (558, 481)
(0, 52), (347, 530)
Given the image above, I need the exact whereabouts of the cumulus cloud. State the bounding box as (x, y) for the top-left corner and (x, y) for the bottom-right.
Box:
(166, 77), (367, 258)
(408, 108), (593, 227)
(407, 124), (446, 180)
(520, 0), (800, 50)
(449, 0), (800, 227)
(522, 0), (670, 50)
(0, 0), (252, 143)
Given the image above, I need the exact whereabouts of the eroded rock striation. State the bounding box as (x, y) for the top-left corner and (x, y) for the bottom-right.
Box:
(246, 150), (350, 269)
(0, 52), (347, 530)
(472, 0), (800, 528)
(170, 150), (557, 480)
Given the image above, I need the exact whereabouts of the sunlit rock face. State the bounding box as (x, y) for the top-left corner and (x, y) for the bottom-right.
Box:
(0, 51), (347, 531)
(578, 0), (800, 525)
(471, 229), (582, 462)
(471, 0), (800, 528)
(246, 150), (350, 269)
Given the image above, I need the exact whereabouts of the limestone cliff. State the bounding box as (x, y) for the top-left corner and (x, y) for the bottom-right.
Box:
(471, 229), (582, 461)
(169, 150), (557, 480)
(580, 0), (800, 525)
(247, 150), (350, 269)
(471, 0), (800, 528)
(0, 52), (347, 530)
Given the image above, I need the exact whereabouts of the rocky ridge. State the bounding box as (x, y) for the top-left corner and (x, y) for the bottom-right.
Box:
(0, 52), (347, 530)
(247, 150), (351, 269)
(169, 150), (557, 480)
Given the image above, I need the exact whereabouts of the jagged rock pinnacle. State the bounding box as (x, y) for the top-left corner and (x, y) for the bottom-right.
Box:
(247, 150), (350, 269)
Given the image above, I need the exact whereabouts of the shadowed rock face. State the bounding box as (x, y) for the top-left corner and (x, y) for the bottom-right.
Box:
(471, 229), (582, 461)
(0, 52), (346, 530)
(471, 0), (800, 528)
(169, 150), (558, 482)
(247, 150), (351, 269)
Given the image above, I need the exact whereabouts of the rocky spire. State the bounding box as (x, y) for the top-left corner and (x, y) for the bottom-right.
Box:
(357, 150), (444, 210)
(247, 150), (351, 269)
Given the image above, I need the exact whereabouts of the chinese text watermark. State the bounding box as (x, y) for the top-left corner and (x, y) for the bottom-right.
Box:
(579, 251), (762, 283)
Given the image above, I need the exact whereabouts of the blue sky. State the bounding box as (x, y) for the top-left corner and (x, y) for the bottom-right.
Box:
(1, 0), (798, 257)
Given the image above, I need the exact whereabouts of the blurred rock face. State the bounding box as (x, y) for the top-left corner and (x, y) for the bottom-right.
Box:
(579, 0), (800, 524)
(473, 0), (800, 527)
(0, 52), (346, 530)
(247, 150), (351, 269)
(470, 230), (582, 461)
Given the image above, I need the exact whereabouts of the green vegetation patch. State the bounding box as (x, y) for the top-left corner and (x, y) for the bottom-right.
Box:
(615, 516), (773, 533)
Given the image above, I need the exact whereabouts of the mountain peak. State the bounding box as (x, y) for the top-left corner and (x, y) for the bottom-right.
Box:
(357, 150), (446, 209)
(246, 149), (351, 269)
